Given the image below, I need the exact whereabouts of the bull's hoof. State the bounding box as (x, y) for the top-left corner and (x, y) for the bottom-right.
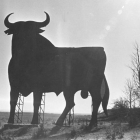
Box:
(49, 126), (62, 135)
(7, 118), (14, 124)
(31, 116), (39, 124)
(31, 120), (39, 125)
(55, 121), (63, 127)
(31, 122), (38, 125)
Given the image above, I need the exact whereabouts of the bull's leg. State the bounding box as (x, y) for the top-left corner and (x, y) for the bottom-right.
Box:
(88, 76), (103, 130)
(31, 92), (42, 124)
(102, 76), (109, 116)
(8, 88), (19, 124)
(56, 91), (75, 126)
(88, 97), (101, 130)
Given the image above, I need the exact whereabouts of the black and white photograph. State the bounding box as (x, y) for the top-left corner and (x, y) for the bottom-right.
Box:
(0, 0), (140, 139)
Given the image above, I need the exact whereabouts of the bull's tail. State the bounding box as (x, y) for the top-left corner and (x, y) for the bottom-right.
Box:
(100, 75), (109, 116)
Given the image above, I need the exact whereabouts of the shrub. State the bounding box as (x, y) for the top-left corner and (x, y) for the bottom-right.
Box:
(111, 98), (129, 121)
(127, 110), (139, 128)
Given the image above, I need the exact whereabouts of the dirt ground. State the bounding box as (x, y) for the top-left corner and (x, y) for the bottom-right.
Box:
(0, 121), (140, 140)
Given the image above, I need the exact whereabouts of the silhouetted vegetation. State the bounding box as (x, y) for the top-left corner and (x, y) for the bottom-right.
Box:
(111, 98), (129, 121)
(111, 97), (140, 127)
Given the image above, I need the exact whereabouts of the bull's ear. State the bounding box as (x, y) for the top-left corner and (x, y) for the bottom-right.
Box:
(38, 28), (45, 33)
(4, 28), (14, 35)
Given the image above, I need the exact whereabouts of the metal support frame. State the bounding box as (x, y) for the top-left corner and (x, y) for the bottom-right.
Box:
(84, 93), (93, 126)
(64, 107), (74, 126)
(38, 93), (45, 124)
(14, 93), (24, 124)
(14, 92), (46, 125)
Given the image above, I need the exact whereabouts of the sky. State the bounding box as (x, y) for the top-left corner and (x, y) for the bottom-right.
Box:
(0, 0), (140, 114)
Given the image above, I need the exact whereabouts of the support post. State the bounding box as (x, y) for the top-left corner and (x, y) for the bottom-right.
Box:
(38, 93), (45, 124)
(14, 93), (24, 124)
(84, 93), (93, 126)
(64, 107), (74, 126)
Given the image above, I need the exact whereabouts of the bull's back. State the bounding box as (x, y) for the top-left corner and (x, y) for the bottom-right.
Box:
(56, 47), (106, 89)
(57, 47), (106, 71)
(57, 47), (104, 55)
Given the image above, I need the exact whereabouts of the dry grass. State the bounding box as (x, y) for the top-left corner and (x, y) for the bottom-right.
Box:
(105, 122), (124, 140)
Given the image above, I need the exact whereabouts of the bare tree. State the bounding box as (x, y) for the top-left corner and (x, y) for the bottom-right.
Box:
(128, 42), (140, 104)
(124, 79), (137, 109)
(114, 44), (140, 125)
(123, 79), (140, 127)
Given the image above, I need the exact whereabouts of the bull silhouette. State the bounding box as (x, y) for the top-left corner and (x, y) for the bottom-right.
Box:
(4, 12), (109, 130)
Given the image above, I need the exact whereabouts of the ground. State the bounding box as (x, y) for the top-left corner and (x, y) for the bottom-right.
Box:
(0, 112), (140, 140)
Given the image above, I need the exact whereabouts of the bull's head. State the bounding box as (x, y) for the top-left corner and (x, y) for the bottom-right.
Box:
(4, 12), (50, 35)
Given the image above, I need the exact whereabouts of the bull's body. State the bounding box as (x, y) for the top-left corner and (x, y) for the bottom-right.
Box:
(5, 12), (109, 130)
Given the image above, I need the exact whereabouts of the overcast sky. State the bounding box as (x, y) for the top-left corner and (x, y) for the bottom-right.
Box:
(0, 0), (140, 114)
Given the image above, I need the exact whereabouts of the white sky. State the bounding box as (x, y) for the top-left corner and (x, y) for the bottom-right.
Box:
(0, 0), (140, 114)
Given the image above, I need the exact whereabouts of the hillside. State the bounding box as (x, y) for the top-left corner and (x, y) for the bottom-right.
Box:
(0, 111), (140, 140)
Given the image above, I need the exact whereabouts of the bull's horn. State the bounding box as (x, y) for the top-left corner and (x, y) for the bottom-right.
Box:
(4, 13), (14, 28)
(37, 12), (50, 28)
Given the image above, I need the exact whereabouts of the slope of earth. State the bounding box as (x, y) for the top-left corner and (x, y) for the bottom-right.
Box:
(0, 121), (140, 140)
(0, 112), (140, 140)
